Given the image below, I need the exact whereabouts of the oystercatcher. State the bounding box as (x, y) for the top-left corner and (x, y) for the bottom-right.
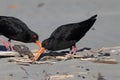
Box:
(43, 15), (97, 52)
(33, 15), (97, 61)
(0, 16), (43, 61)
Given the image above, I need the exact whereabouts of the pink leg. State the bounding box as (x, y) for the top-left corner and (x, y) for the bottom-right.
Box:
(69, 49), (73, 55)
(0, 37), (9, 50)
(8, 40), (14, 51)
(69, 47), (73, 55)
(73, 46), (77, 55)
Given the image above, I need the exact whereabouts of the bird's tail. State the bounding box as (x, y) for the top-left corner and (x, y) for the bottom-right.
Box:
(78, 14), (97, 34)
(87, 14), (97, 22)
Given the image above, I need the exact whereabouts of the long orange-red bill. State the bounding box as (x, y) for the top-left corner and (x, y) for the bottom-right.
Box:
(32, 47), (45, 62)
(36, 40), (42, 48)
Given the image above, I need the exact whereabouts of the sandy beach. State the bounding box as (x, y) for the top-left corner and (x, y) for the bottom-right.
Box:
(0, 0), (120, 80)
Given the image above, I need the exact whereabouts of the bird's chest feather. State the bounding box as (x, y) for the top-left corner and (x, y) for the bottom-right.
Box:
(47, 39), (75, 51)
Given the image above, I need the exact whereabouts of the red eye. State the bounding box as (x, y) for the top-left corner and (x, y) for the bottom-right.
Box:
(45, 42), (48, 46)
(33, 35), (37, 38)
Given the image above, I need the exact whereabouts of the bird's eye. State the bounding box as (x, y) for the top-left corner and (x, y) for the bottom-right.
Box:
(45, 42), (48, 46)
(33, 35), (37, 38)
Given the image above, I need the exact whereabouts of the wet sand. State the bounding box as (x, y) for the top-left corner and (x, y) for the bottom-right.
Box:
(0, 0), (120, 80)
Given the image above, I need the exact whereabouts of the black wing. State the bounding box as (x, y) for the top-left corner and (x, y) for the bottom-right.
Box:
(50, 24), (76, 40)
(66, 15), (97, 42)
(50, 15), (97, 42)
(0, 16), (28, 38)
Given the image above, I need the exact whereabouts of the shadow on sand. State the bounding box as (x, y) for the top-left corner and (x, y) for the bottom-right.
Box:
(0, 45), (7, 51)
(39, 47), (92, 59)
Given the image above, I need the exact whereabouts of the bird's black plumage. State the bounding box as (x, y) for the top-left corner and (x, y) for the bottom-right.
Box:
(42, 15), (97, 53)
(0, 16), (39, 43)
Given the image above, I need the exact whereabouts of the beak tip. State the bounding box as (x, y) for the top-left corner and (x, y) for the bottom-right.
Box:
(32, 48), (45, 61)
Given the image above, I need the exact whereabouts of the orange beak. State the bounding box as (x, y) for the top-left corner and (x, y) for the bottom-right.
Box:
(32, 40), (45, 62)
(36, 40), (42, 48)
(32, 47), (45, 62)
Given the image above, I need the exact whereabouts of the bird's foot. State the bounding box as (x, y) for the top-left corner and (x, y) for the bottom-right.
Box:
(65, 53), (74, 60)
(73, 47), (77, 55)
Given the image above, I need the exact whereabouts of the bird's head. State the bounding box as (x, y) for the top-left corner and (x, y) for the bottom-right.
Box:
(31, 33), (42, 48)
(42, 38), (51, 49)
(42, 37), (59, 50)
(42, 37), (56, 50)
(25, 32), (41, 48)
(31, 34), (39, 42)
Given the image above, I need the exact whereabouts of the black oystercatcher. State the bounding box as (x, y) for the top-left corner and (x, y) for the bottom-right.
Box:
(43, 15), (97, 53)
(33, 15), (97, 61)
(0, 16), (44, 61)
